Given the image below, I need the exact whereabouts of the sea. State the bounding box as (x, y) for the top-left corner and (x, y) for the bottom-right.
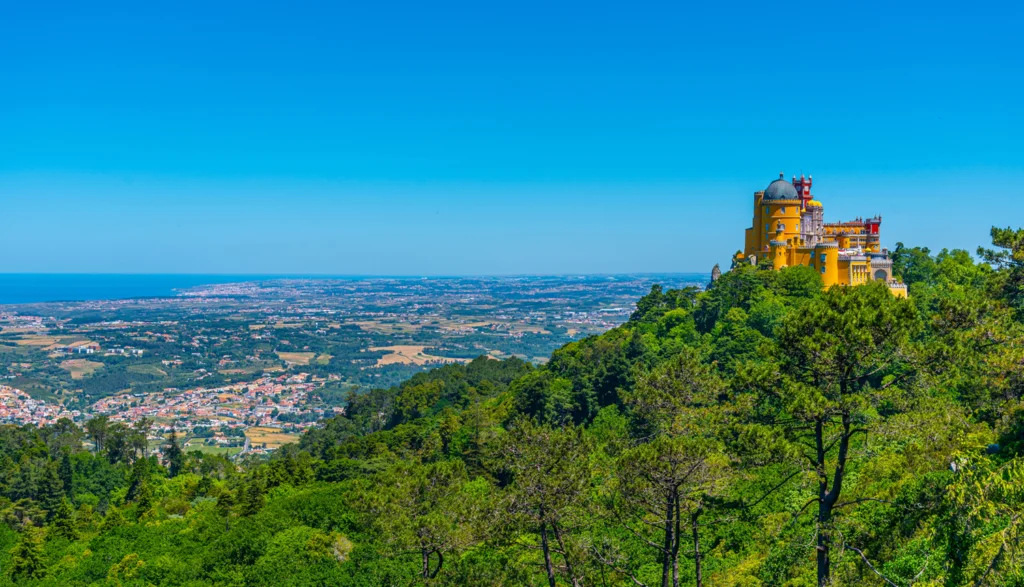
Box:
(0, 273), (712, 305)
(0, 274), (273, 305)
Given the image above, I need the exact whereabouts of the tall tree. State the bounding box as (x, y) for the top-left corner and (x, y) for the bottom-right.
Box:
(616, 436), (731, 587)
(165, 429), (185, 478)
(8, 523), (47, 581)
(239, 476), (266, 517)
(50, 497), (78, 541)
(84, 415), (109, 455)
(360, 459), (487, 581)
(36, 461), (65, 519)
(131, 417), (153, 460)
(125, 457), (150, 504)
(941, 455), (1024, 585)
(773, 282), (918, 586)
(618, 349), (732, 587)
(46, 418), (83, 456)
(104, 423), (133, 465)
(58, 452), (74, 497)
(978, 226), (1024, 316)
(499, 419), (591, 587)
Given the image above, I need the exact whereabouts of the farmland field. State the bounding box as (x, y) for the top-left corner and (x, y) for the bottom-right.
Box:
(276, 351), (316, 365)
(246, 426), (301, 448)
(14, 335), (60, 347)
(60, 359), (104, 379)
(369, 345), (471, 366)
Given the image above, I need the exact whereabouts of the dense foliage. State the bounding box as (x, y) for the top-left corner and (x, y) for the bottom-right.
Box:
(3, 228), (1024, 586)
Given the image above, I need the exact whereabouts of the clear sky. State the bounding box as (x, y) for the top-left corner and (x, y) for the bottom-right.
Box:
(2, 0), (1021, 275)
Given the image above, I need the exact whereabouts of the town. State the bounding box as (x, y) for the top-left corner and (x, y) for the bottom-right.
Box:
(0, 274), (707, 456)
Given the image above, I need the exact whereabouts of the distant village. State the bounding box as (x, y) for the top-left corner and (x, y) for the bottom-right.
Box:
(1, 274), (707, 455)
(1, 372), (343, 456)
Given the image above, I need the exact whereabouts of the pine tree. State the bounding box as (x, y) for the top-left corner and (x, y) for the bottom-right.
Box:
(135, 481), (153, 516)
(239, 479), (265, 516)
(100, 507), (126, 532)
(131, 417), (153, 460)
(85, 415), (109, 454)
(165, 429), (185, 478)
(9, 457), (36, 502)
(772, 282), (919, 586)
(58, 452), (74, 497)
(51, 497), (78, 540)
(216, 488), (235, 517)
(499, 419), (591, 587)
(36, 461), (65, 520)
(8, 524), (47, 581)
(620, 348), (733, 587)
(125, 456), (150, 503)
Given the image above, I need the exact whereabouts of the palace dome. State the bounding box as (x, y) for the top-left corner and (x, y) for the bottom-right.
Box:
(763, 175), (798, 201)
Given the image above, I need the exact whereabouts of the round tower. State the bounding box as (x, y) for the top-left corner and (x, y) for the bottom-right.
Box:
(815, 241), (839, 287)
(770, 240), (788, 270)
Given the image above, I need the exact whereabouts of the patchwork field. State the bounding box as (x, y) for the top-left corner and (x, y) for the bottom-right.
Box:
(369, 345), (470, 366)
(354, 321), (422, 334)
(14, 335), (61, 347)
(277, 351), (316, 365)
(60, 359), (104, 379)
(246, 426), (301, 449)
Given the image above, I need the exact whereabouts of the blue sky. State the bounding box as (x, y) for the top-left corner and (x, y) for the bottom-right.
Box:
(2, 0), (1021, 274)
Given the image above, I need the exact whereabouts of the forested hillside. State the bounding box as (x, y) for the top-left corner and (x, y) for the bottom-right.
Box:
(2, 227), (1024, 586)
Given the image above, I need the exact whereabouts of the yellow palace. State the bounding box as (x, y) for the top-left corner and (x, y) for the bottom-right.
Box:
(734, 173), (907, 297)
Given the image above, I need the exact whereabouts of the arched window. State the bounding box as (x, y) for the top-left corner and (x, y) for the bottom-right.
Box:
(874, 269), (887, 280)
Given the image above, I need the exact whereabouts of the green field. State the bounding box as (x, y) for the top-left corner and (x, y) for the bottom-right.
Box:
(184, 439), (243, 456)
(127, 364), (168, 377)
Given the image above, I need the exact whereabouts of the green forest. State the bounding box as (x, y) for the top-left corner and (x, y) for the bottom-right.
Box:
(2, 227), (1023, 586)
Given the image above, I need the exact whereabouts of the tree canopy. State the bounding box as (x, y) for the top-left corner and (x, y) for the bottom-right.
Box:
(3, 227), (1024, 586)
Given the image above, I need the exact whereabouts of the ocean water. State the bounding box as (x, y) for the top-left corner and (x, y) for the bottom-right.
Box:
(0, 273), (712, 305)
(0, 274), (273, 305)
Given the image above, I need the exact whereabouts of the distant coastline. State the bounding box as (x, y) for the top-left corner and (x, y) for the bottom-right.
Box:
(0, 274), (270, 305)
(0, 273), (711, 305)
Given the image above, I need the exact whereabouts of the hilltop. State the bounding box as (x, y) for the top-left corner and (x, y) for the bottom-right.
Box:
(1, 227), (1023, 586)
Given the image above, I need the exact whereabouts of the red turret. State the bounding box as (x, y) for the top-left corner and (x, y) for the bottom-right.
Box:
(865, 216), (881, 235)
(793, 174), (813, 209)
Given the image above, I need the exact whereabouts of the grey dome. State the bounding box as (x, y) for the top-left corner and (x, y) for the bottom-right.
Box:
(763, 175), (798, 201)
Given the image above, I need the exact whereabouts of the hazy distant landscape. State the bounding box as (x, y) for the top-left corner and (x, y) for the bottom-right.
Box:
(0, 273), (707, 450)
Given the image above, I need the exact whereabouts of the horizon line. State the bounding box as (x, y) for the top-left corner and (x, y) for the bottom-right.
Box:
(0, 271), (713, 278)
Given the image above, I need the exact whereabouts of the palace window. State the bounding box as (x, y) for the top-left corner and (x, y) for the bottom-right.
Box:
(781, 206), (786, 213)
(821, 266), (826, 274)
